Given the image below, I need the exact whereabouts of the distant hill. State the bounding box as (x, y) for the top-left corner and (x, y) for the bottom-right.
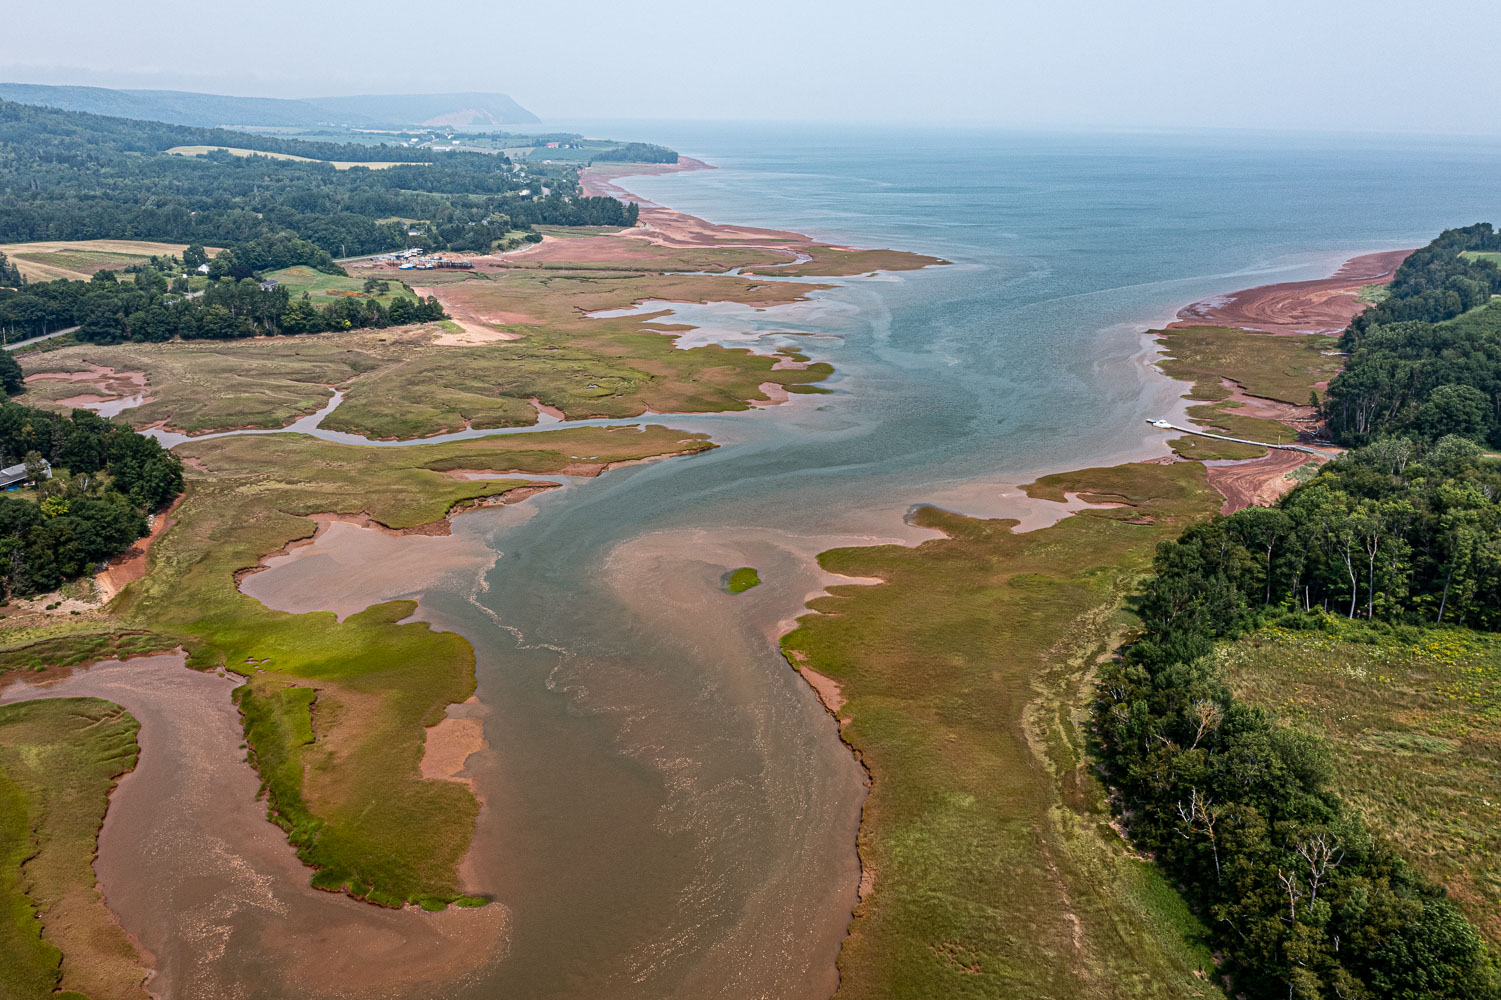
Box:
(0, 83), (538, 128)
(304, 93), (539, 128)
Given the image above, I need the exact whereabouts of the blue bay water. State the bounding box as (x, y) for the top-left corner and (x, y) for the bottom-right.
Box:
(402, 126), (1501, 998)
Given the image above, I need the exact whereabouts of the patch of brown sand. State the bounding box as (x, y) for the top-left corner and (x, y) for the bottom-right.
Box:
(1205, 449), (1320, 514)
(240, 509), (532, 620)
(422, 700), (485, 789)
(798, 666), (845, 714)
(412, 285), (525, 345)
(751, 381), (790, 407)
(25, 365), (150, 398)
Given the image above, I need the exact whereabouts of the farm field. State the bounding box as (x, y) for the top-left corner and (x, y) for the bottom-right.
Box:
(0, 239), (222, 282)
(1220, 624), (1501, 946)
(165, 145), (426, 170)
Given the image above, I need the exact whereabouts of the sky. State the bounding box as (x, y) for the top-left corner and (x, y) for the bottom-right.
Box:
(5, 0), (1501, 132)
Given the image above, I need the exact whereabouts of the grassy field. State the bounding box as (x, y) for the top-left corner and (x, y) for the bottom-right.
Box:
(0, 698), (149, 1000)
(781, 461), (1225, 999)
(91, 425), (714, 907)
(1153, 325), (1344, 405)
(263, 265), (418, 307)
(1220, 622), (1501, 946)
(0, 240), (223, 282)
(165, 145), (426, 170)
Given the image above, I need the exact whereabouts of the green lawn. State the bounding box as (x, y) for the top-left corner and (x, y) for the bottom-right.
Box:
(263, 265), (417, 307)
(0, 698), (149, 1000)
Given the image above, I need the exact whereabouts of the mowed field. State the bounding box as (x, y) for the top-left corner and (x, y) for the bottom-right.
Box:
(165, 145), (426, 170)
(0, 240), (222, 282)
(263, 265), (418, 306)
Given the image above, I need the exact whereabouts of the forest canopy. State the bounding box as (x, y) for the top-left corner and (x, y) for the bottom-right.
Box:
(0, 99), (638, 259)
(1327, 224), (1501, 447)
(0, 402), (182, 596)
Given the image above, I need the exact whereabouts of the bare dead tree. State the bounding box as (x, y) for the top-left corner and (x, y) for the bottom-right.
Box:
(1175, 787), (1222, 878)
(1187, 698), (1222, 749)
(1295, 833), (1345, 907)
(1277, 868), (1304, 923)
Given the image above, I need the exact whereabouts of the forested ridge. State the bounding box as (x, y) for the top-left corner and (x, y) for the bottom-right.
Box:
(0, 99), (638, 258)
(1327, 224), (1501, 447)
(1095, 227), (1501, 998)
(0, 402), (181, 597)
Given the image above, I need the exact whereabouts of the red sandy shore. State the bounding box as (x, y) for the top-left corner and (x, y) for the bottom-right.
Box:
(1168, 250), (1410, 511)
(582, 157), (830, 249)
(1169, 249), (1411, 335)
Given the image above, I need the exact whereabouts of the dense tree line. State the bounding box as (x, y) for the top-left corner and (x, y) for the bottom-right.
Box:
(592, 142), (679, 164)
(0, 265), (446, 342)
(0, 403), (182, 596)
(1095, 444), (1501, 998)
(1094, 222), (1501, 995)
(1146, 439), (1501, 630)
(0, 100), (637, 257)
(1328, 225), (1501, 446)
(1096, 592), (1498, 997)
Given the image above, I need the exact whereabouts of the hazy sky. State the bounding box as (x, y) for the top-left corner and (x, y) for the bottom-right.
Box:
(6, 0), (1500, 132)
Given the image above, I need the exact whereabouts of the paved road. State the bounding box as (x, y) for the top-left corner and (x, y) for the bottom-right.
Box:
(3, 326), (77, 351)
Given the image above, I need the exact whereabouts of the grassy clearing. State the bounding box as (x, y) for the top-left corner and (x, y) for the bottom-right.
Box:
(165, 146), (425, 170)
(722, 567), (761, 594)
(0, 698), (149, 1000)
(782, 461), (1224, 999)
(501, 234), (791, 272)
(263, 265), (417, 307)
(1154, 325), (1344, 404)
(1219, 622), (1501, 945)
(100, 425), (713, 906)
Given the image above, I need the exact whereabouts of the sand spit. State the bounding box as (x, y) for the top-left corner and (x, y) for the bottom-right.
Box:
(0, 653), (508, 1000)
(1170, 248), (1410, 335)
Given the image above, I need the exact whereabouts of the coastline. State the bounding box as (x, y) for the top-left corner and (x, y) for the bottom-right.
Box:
(0, 145), (1417, 1000)
(578, 157), (1399, 998)
(770, 244), (1395, 997)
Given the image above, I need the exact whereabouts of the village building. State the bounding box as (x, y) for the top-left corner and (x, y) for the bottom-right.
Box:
(0, 459), (51, 491)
